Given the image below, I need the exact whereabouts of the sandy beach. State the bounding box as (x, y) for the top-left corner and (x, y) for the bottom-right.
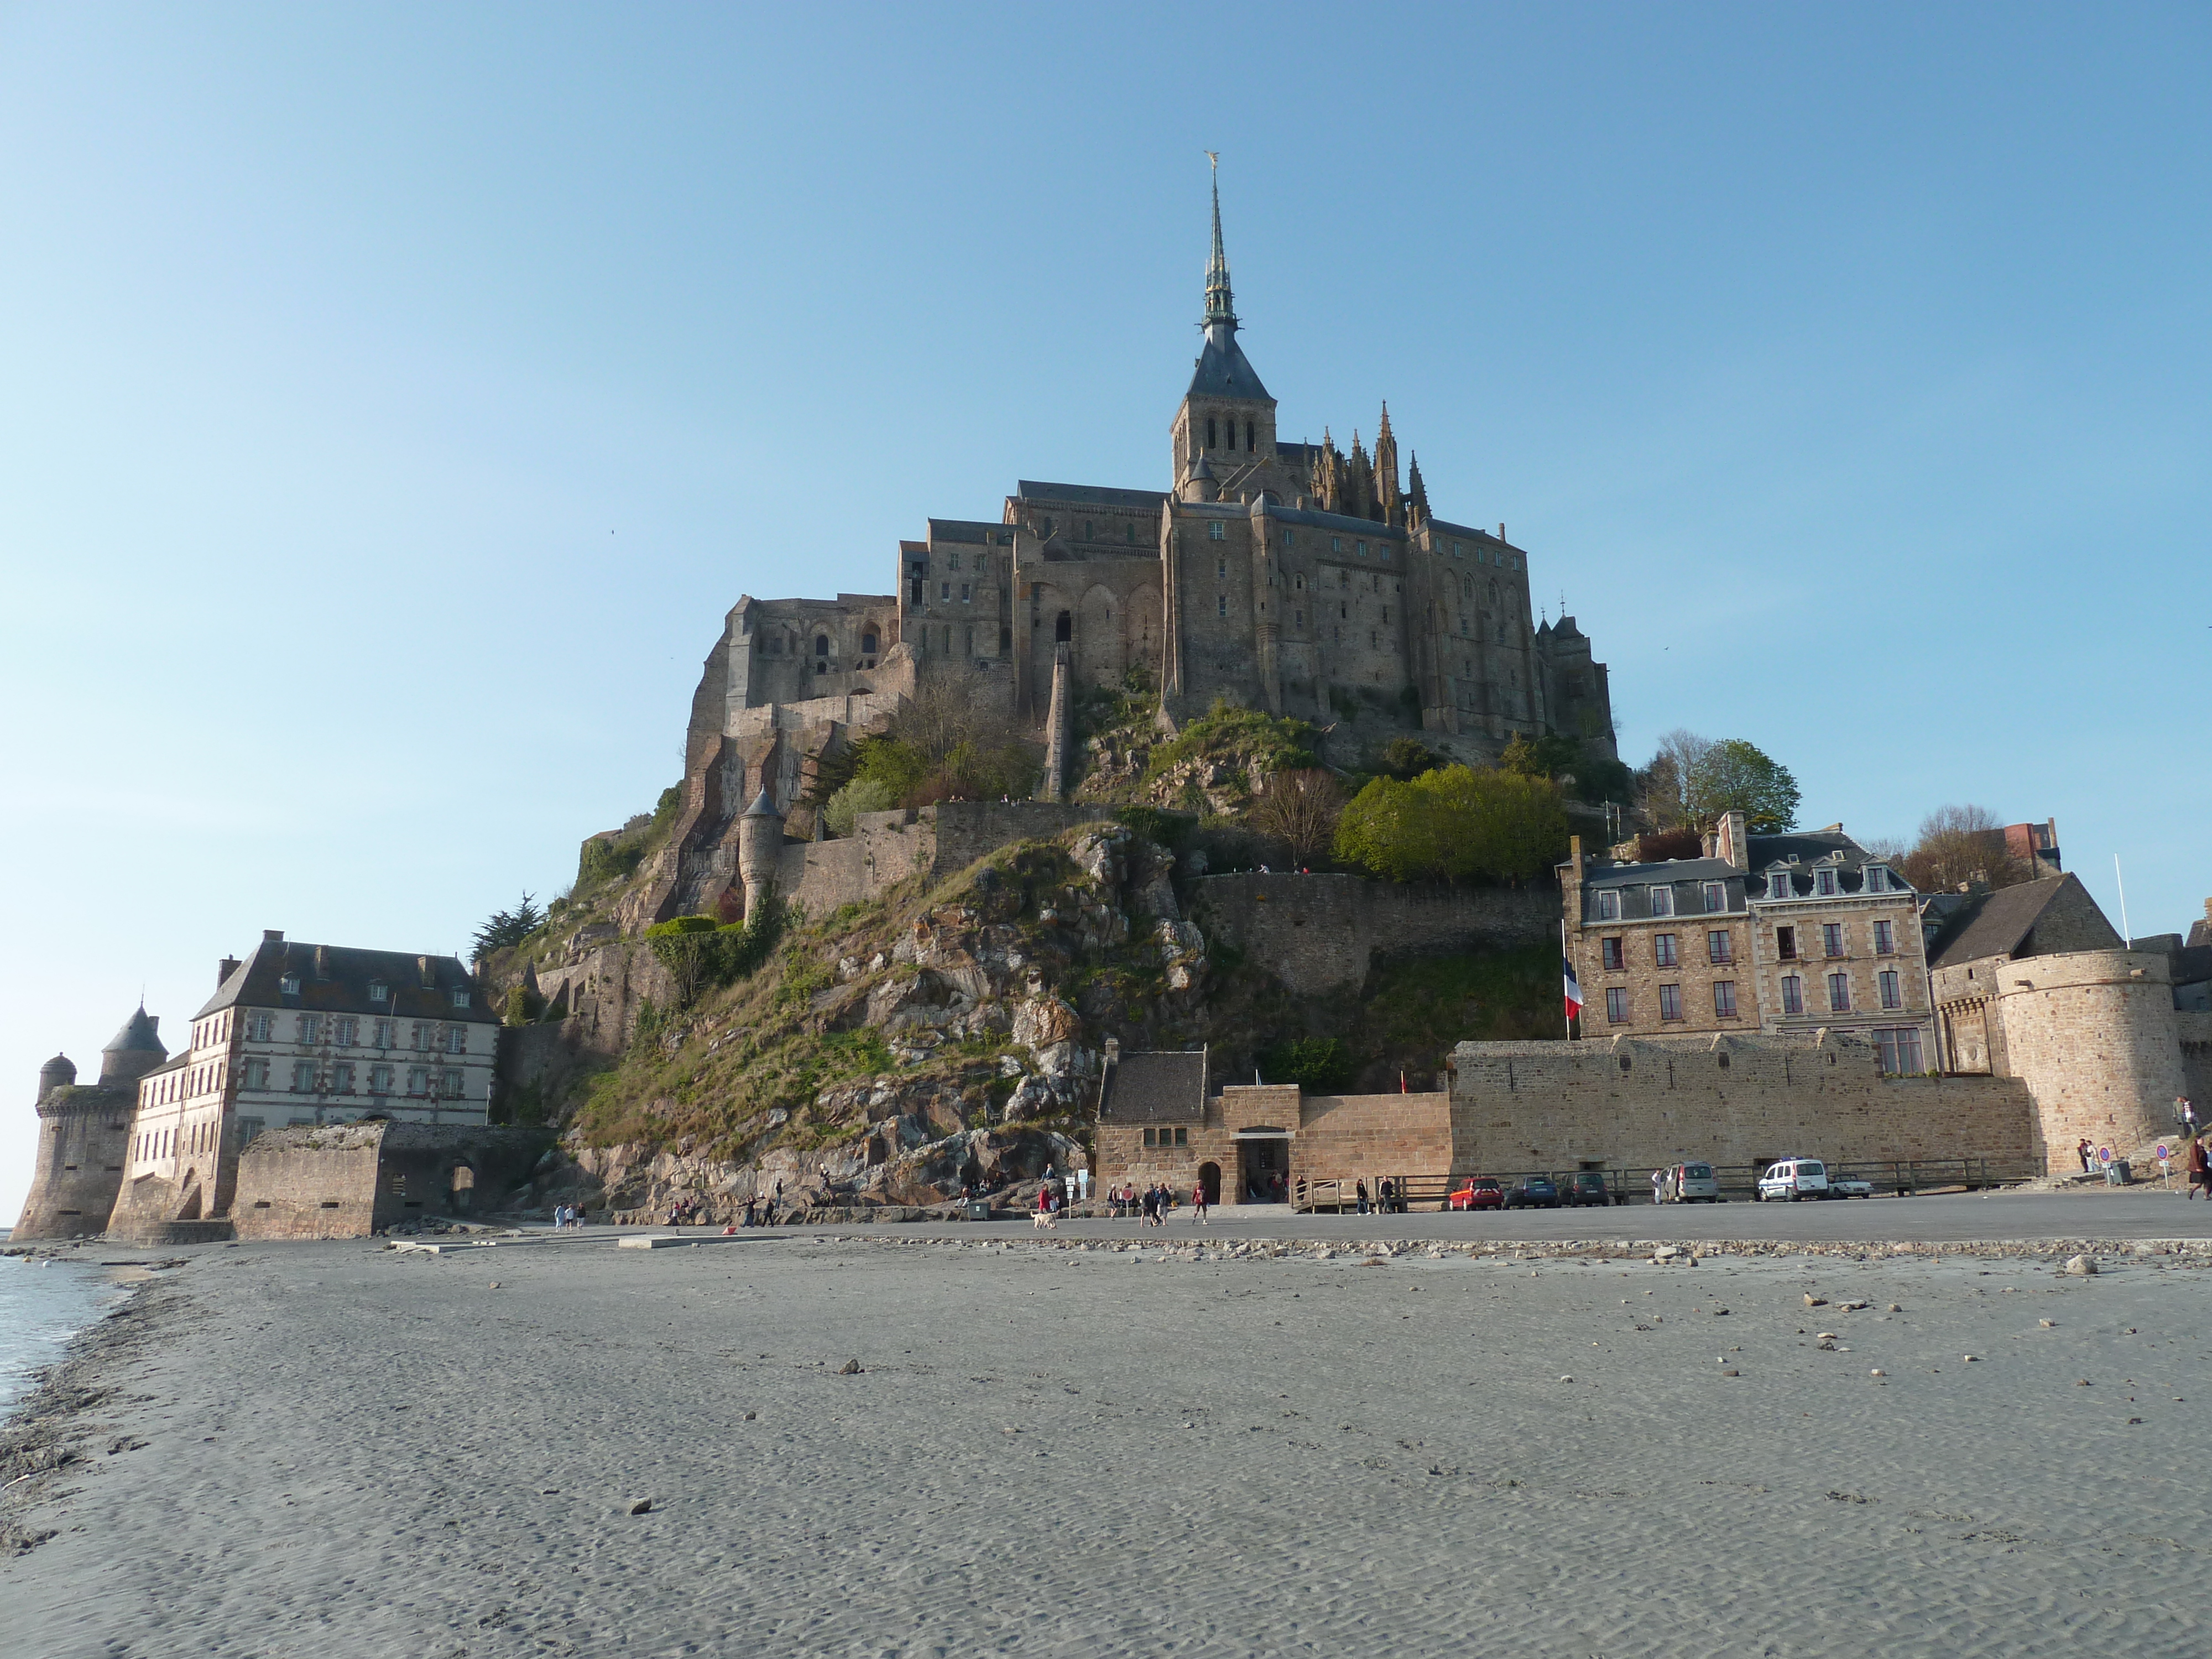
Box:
(4, 1229), (2209, 1658)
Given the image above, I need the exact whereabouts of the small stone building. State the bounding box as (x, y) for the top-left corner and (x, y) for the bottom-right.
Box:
(11, 1010), (168, 1241)
(230, 1120), (553, 1240)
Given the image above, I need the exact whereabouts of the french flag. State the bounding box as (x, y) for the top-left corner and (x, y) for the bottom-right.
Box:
(1563, 955), (1584, 1021)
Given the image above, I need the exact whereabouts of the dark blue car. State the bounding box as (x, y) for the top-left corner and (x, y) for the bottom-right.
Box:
(1504, 1176), (1559, 1209)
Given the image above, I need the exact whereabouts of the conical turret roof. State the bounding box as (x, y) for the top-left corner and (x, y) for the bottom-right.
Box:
(102, 1006), (164, 1058)
(742, 790), (782, 820)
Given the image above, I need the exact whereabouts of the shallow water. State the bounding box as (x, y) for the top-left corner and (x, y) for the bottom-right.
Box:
(0, 1255), (122, 1416)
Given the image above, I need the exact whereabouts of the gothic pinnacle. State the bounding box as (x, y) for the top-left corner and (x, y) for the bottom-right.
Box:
(1202, 151), (1235, 330)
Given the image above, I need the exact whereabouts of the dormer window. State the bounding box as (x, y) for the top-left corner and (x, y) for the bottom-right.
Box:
(1596, 889), (1620, 921)
(450, 988), (471, 1009)
(1766, 872), (1792, 900)
(1815, 868), (1838, 897)
(368, 982), (388, 1004)
(1648, 885), (1674, 918)
(1702, 881), (1726, 913)
(279, 973), (301, 995)
(1864, 865), (1889, 893)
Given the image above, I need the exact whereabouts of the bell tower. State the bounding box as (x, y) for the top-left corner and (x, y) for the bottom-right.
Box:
(1171, 156), (1278, 500)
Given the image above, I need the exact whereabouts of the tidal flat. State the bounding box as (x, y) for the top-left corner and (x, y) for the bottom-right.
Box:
(4, 1233), (2206, 1657)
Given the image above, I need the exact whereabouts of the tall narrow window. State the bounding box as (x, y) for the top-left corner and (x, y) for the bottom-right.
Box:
(1767, 872), (1792, 900)
(1781, 974), (1804, 1015)
(1874, 920), (1895, 956)
(1823, 923), (1845, 958)
(1206, 416), (1217, 449)
(1246, 420), (1255, 451)
(1879, 970), (1902, 1010)
(1648, 886), (1674, 918)
(1828, 973), (1851, 1012)
(1597, 889), (1620, 921)
(292, 1060), (316, 1092)
(1653, 933), (1678, 968)
(1702, 882), (1726, 913)
(1707, 930), (1733, 965)
(1815, 868), (1838, 896)
(1225, 422), (1235, 451)
(1776, 926), (1797, 961)
(1713, 982), (1738, 1018)
(1657, 984), (1683, 1021)
(1601, 937), (1625, 971)
(1605, 987), (1629, 1024)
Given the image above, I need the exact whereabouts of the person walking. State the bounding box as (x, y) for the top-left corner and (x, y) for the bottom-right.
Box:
(1191, 1178), (1208, 1225)
(1034, 1185), (1056, 1230)
(2187, 1135), (2209, 1201)
(2077, 1137), (2094, 1174)
(1355, 1180), (1369, 1216)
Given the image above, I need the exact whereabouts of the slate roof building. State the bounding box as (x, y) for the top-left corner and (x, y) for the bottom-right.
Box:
(1562, 811), (1935, 1073)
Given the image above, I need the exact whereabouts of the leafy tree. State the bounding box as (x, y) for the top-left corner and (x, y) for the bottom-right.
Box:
(1501, 732), (1635, 806)
(1379, 736), (1441, 780)
(643, 890), (786, 1007)
(1687, 738), (1800, 832)
(1333, 766), (1568, 884)
(472, 893), (543, 962)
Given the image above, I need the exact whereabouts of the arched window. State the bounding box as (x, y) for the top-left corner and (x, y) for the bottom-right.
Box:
(1206, 416), (1217, 450)
(815, 635), (829, 657)
(1226, 420), (1236, 451)
(1246, 420), (1255, 452)
(1054, 611), (1072, 643)
(860, 630), (878, 655)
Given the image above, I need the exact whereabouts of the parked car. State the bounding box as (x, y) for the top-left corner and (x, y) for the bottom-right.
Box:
(1559, 1171), (1616, 1207)
(1828, 1171), (1874, 1199)
(1755, 1158), (1832, 1201)
(1450, 1178), (1504, 1212)
(1505, 1176), (1561, 1209)
(1669, 1162), (1723, 1203)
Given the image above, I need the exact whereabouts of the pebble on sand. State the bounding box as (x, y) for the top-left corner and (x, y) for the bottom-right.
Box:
(837, 1359), (864, 1375)
(2062, 1255), (2098, 1276)
(2039, 1319), (2056, 1328)
(1804, 1294), (1827, 1307)
(629, 1499), (653, 1515)
(1870, 1369), (1886, 1378)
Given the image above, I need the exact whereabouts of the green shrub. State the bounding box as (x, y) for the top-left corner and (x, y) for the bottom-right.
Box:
(578, 836), (645, 888)
(1333, 766), (1568, 884)
(823, 776), (898, 836)
(1146, 698), (1318, 785)
(1261, 1036), (1355, 1091)
(644, 895), (787, 1007)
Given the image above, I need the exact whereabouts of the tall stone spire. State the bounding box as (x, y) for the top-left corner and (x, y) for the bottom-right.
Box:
(1202, 152), (1235, 335)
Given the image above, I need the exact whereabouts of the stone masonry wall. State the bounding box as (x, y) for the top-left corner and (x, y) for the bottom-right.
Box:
(1190, 873), (1557, 994)
(1448, 1032), (2037, 1177)
(11, 1087), (134, 1240)
(231, 1124), (384, 1239)
(1992, 950), (2184, 1171)
(2178, 1010), (2212, 1124)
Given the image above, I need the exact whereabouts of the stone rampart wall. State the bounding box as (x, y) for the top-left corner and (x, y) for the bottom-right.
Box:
(1992, 951), (2182, 1171)
(1190, 873), (1557, 994)
(10, 1087), (134, 1239)
(232, 1123), (552, 1239)
(1447, 1032), (2036, 1176)
(2178, 1010), (2212, 1124)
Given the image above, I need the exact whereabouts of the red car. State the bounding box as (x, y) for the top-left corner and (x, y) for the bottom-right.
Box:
(1450, 1178), (1504, 1212)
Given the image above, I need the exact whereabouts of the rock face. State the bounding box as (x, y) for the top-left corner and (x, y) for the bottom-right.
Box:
(511, 823), (1204, 1226)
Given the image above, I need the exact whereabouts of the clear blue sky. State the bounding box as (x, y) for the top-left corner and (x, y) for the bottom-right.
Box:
(4, 3), (2208, 1220)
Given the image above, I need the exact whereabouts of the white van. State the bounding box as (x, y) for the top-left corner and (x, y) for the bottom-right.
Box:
(1755, 1158), (1830, 1201)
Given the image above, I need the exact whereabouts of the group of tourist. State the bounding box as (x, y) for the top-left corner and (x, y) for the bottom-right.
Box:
(1102, 1181), (1208, 1224)
(550, 1203), (587, 1229)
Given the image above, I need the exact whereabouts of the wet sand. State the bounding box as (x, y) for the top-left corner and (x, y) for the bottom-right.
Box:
(4, 1233), (2208, 1657)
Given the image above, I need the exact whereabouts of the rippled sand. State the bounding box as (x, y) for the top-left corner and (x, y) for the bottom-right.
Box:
(5, 1234), (2206, 1656)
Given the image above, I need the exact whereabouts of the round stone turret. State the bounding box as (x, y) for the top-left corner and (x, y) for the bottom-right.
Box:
(736, 790), (784, 919)
(36, 1052), (77, 1107)
(98, 1006), (167, 1088)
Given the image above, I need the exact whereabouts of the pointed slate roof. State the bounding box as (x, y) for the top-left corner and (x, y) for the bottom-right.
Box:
(742, 790), (781, 820)
(1927, 873), (2121, 971)
(102, 1005), (165, 1058)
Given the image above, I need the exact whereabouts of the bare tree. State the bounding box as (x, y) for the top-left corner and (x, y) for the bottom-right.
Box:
(1900, 804), (2031, 893)
(1635, 729), (1710, 830)
(1246, 769), (1345, 865)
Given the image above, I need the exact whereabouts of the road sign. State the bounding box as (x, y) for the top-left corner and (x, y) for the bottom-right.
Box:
(2157, 1144), (2170, 1161)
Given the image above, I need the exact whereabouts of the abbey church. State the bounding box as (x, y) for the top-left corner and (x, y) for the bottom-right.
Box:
(674, 171), (1614, 895)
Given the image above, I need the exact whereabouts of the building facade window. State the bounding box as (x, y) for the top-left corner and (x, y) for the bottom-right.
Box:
(1766, 873), (1791, 900)
(368, 982), (388, 1004)
(1879, 970), (1902, 1010)
(1208, 521), (1225, 541)
(444, 1027), (467, 1055)
(291, 1060), (316, 1092)
(1874, 920), (1895, 955)
(1707, 930), (1732, 965)
(335, 1017), (356, 1046)
(1713, 982), (1738, 1019)
(407, 1067), (428, 1096)
(248, 1012), (273, 1041)
(299, 1014), (322, 1044)
(1874, 1027), (1925, 1075)
(1657, 984), (1683, 1022)
(279, 973), (300, 995)
(441, 1069), (465, 1097)
(1781, 975), (1804, 1015)
(1828, 972), (1851, 1012)
(1777, 926), (1797, 961)
(1823, 923), (1845, 958)
(373, 1019), (393, 1047)
(243, 1058), (268, 1090)
(1864, 865), (1888, 893)
(370, 1064), (393, 1094)
(1648, 885), (1674, 918)
(1601, 937), (1625, 971)
(1653, 933), (1678, 968)
(332, 1062), (354, 1093)
(1605, 987), (1629, 1024)
(1703, 882), (1726, 913)
(1815, 869), (1838, 896)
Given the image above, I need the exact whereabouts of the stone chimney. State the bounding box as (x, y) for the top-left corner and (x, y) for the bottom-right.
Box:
(418, 954), (435, 989)
(263, 928), (284, 943)
(314, 943), (331, 980)
(218, 956), (241, 988)
(1715, 810), (1750, 873)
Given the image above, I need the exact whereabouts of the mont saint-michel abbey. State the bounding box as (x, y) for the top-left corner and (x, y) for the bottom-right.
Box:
(684, 174), (1614, 839)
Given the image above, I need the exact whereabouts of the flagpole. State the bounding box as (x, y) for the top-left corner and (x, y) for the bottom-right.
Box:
(1562, 916), (1573, 1041)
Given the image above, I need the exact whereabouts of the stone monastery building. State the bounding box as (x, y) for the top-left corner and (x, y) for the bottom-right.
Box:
(676, 168), (1615, 880)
